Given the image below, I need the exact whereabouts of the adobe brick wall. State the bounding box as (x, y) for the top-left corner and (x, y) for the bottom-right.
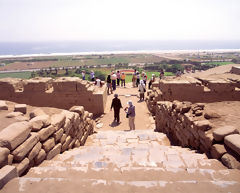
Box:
(0, 77), (107, 115)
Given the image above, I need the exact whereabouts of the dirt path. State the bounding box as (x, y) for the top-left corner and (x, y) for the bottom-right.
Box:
(97, 83), (154, 131)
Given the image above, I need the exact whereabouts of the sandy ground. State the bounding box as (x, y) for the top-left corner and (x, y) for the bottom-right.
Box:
(97, 83), (154, 131)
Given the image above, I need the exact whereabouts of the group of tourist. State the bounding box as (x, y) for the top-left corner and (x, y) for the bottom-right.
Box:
(106, 71), (126, 95)
(111, 94), (136, 131)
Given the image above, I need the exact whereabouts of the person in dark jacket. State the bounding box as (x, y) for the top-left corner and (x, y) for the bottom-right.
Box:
(110, 94), (122, 123)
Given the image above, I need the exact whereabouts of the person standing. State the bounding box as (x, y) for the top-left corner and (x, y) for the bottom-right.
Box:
(110, 94), (122, 123)
(121, 72), (126, 87)
(90, 71), (95, 81)
(116, 71), (121, 86)
(106, 75), (113, 95)
(138, 80), (146, 101)
(143, 73), (147, 85)
(125, 100), (136, 130)
(136, 72), (140, 87)
(111, 72), (117, 91)
(132, 73), (136, 87)
(82, 70), (86, 80)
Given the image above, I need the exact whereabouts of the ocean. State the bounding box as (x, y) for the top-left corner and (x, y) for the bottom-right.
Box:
(0, 40), (240, 56)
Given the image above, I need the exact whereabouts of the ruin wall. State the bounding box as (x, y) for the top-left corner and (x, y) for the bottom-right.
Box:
(0, 77), (107, 115)
(0, 104), (94, 188)
(155, 101), (240, 169)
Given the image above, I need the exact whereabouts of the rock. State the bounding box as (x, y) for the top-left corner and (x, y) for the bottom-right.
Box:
(74, 140), (80, 148)
(14, 104), (27, 114)
(42, 138), (55, 153)
(83, 111), (89, 120)
(61, 136), (72, 152)
(8, 154), (13, 165)
(29, 108), (46, 119)
(38, 125), (56, 142)
(51, 113), (66, 130)
(61, 110), (75, 121)
(16, 158), (29, 176)
(14, 116), (29, 122)
(96, 123), (103, 129)
(0, 148), (10, 168)
(194, 120), (212, 131)
(53, 128), (64, 143)
(27, 142), (42, 161)
(0, 100), (8, 111)
(6, 112), (23, 118)
(0, 165), (18, 189)
(69, 106), (84, 116)
(204, 111), (221, 119)
(12, 133), (39, 162)
(224, 134), (240, 155)
(88, 113), (93, 119)
(0, 122), (32, 150)
(46, 143), (62, 160)
(210, 144), (227, 159)
(194, 110), (203, 116)
(221, 153), (240, 169)
(213, 126), (239, 142)
(181, 103), (191, 114)
(34, 149), (46, 165)
(30, 115), (51, 131)
(60, 134), (67, 144)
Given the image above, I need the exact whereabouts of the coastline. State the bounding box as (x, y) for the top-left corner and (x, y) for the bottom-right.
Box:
(1, 48), (240, 59)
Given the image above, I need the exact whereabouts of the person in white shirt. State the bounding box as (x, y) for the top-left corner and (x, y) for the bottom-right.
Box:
(95, 77), (101, 87)
(138, 80), (146, 101)
(111, 72), (117, 91)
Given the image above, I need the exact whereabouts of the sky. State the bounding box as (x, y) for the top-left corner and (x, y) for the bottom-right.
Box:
(0, 0), (240, 42)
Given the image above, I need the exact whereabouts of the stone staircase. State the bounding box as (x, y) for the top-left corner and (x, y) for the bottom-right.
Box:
(2, 130), (240, 193)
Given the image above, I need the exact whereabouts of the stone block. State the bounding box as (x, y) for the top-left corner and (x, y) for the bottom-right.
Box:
(60, 134), (67, 144)
(221, 153), (240, 169)
(61, 110), (75, 121)
(74, 139), (80, 148)
(204, 111), (220, 119)
(0, 122), (32, 150)
(30, 115), (51, 131)
(0, 165), (17, 189)
(12, 133), (39, 162)
(34, 149), (46, 165)
(61, 136), (72, 152)
(51, 113), (66, 130)
(213, 126), (239, 142)
(46, 143), (62, 160)
(6, 112), (23, 118)
(210, 144), (227, 159)
(0, 100), (8, 110)
(224, 134), (240, 155)
(14, 104), (27, 114)
(69, 106), (84, 116)
(28, 142), (42, 161)
(0, 148), (10, 168)
(38, 125), (55, 142)
(29, 108), (46, 119)
(53, 128), (64, 143)
(194, 120), (212, 131)
(16, 158), (29, 176)
(8, 154), (13, 165)
(42, 138), (55, 153)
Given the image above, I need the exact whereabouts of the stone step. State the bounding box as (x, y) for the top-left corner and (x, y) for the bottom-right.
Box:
(3, 169), (240, 193)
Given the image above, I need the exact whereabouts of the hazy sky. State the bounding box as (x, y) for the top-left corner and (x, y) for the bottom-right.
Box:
(0, 0), (240, 42)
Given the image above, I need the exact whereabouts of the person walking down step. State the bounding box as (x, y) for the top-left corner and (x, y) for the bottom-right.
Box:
(111, 72), (117, 91)
(110, 94), (122, 123)
(125, 100), (136, 131)
(138, 80), (146, 101)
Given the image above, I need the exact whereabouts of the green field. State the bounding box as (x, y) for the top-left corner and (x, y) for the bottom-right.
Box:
(206, 61), (234, 66)
(0, 71), (32, 79)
